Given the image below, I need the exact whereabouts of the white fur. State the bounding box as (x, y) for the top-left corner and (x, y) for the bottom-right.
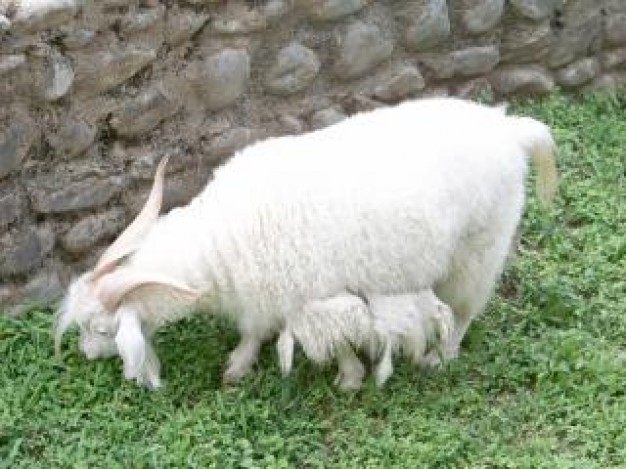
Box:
(56, 97), (557, 389)
(277, 290), (454, 390)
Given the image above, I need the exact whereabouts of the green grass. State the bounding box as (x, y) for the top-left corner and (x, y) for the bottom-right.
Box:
(2, 92), (625, 468)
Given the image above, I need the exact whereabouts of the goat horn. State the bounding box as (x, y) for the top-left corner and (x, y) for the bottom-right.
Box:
(95, 267), (200, 312)
(93, 156), (169, 278)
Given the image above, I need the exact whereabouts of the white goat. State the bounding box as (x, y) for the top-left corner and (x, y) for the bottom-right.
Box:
(55, 97), (557, 390)
(276, 290), (454, 390)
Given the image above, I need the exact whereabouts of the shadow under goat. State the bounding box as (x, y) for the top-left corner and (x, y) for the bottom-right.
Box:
(276, 290), (454, 391)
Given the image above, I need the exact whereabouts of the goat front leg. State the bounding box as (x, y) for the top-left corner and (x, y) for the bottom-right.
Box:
(223, 334), (262, 384)
(333, 344), (365, 391)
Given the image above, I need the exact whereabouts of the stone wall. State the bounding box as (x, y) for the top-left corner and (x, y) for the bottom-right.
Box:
(1, 0), (625, 312)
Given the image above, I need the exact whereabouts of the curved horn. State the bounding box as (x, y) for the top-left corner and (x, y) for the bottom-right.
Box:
(93, 156), (169, 278)
(94, 267), (200, 312)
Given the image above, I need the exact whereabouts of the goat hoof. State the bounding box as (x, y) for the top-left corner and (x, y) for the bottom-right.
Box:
(334, 372), (363, 392)
(222, 364), (253, 385)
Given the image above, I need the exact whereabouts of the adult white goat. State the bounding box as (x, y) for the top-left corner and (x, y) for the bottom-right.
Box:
(276, 290), (455, 390)
(55, 97), (557, 389)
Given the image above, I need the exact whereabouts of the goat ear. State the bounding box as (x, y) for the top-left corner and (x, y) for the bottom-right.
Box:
(115, 306), (146, 381)
(93, 156), (169, 279)
(95, 267), (200, 312)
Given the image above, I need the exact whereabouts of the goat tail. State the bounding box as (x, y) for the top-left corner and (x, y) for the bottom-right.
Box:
(509, 116), (558, 207)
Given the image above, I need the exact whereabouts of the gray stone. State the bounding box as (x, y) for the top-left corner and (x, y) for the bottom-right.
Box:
(61, 208), (127, 254)
(548, 14), (603, 68)
(0, 119), (37, 180)
(213, 4), (267, 34)
(335, 22), (393, 80)
(12, 0), (78, 33)
(165, 8), (209, 47)
(490, 66), (555, 96)
(404, 0), (450, 52)
(310, 107), (346, 130)
(120, 6), (165, 33)
(555, 57), (600, 88)
(0, 227), (55, 276)
(509, 0), (560, 21)
(501, 20), (552, 63)
(419, 46), (499, 79)
(184, 49), (250, 110)
(456, 78), (495, 102)
(278, 114), (305, 134)
(62, 30), (96, 50)
(0, 14), (10, 32)
(300, 0), (367, 21)
(602, 47), (626, 70)
(30, 177), (124, 214)
(207, 127), (265, 159)
(265, 43), (321, 95)
(606, 14), (626, 47)
(111, 86), (180, 138)
(44, 53), (74, 101)
(73, 48), (157, 96)
(46, 120), (96, 159)
(463, 0), (504, 35)
(0, 54), (26, 75)
(373, 65), (425, 102)
(18, 264), (65, 307)
(263, 0), (292, 20)
(451, 45), (500, 77)
(0, 284), (16, 308)
(0, 190), (22, 229)
(583, 72), (626, 93)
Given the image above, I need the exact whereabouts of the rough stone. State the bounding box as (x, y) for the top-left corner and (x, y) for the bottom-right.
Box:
(278, 114), (305, 134)
(0, 190), (22, 229)
(404, 0), (450, 52)
(310, 107), (346, 130)
(490, 66), (555, 96)
(335, 22), (393, 80)
(300, 0), (367, 22)
(451, 45), (500, 77)
(165, 8), (209, 47)
(12, 0), (78, 33)
(373, 65), (425, 102)
(46, 120), (97, 159)
(120, 6), (165, 34)
(184, 49), (250, 110)
(0, 226), (55, 276)
(509, 0), (560, 21)
(463, 0), (504, 35)
(555, 57), (600, 88)
(265, 43), (320, 95)
(501, 20), (552, 63)
(44, 53), (74, 101)
(419, 46), (499, 79)
(207, 127), (265, 159)
(547, 14), (603, 68)
(0, 54), (26, 75)
(213, 4), (267, 34)
(583, 72), (626, 93)
(0, 14), (10, 32)
(111, 86), (180, 138)
(456, 78), (495, 102)
(0, 119), (37, 180)
(73, 48), (157, 96)
(17, 264), (65, 308)
(29, 177), (124, 214)
(61, 208), (127, 254)
(62, 29), (96, 50)
(606, 14), (626, 47)
(602, 48), (626, 71)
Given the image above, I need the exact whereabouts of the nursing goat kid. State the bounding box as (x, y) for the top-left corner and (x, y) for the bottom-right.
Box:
(55, 97), (557, 390)
(276, 290), (454, 390)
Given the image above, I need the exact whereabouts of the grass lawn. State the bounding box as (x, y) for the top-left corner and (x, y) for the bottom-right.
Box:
(1, 92), (625, 468)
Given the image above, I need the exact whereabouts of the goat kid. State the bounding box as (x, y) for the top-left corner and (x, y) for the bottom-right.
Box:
(277, 290), (454, 390)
